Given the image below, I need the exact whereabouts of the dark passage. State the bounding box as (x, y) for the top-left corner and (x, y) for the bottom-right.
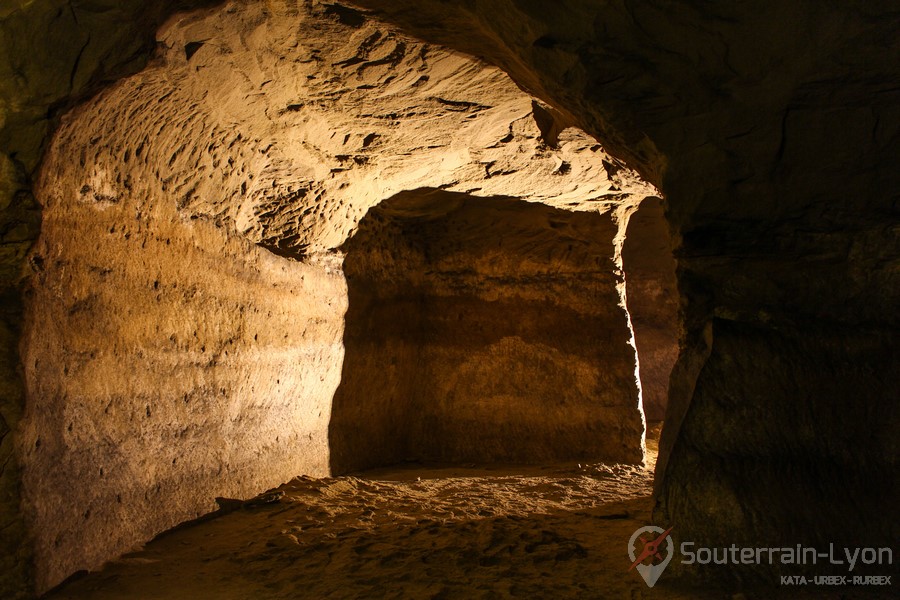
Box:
(329, 189), (644, 473)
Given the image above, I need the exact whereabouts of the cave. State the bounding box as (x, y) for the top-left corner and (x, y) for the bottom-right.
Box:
(1, 0), (897, 598)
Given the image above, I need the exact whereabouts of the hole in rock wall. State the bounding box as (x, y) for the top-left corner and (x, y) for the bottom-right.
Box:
(330, 188), (652, 473)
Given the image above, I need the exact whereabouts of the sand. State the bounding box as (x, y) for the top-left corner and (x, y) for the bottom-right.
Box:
(45, 426), (881, 599)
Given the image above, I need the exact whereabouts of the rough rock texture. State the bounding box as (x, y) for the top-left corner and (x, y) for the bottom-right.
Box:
(332, 189), (643, 472)
(347, 0), (900, 581)
(621, 196), (679, 422)
(1, 2), (221, 596)
(0, 281), (30, 599)
(2, 0), (898, 596)
(15, 1), (654, 592)
(21, 176), (347, 592)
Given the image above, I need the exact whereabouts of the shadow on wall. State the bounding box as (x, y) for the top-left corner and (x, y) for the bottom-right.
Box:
(328, 188), (645, 474)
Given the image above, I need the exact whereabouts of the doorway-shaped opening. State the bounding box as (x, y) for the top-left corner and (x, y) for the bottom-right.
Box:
(329, 188), (645, 473)
(621, 197), (680, 428)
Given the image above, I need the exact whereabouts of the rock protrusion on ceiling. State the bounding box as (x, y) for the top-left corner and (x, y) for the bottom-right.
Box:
(41, 0), (656, 260)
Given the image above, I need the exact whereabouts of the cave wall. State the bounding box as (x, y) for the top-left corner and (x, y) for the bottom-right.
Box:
(331, 189), (643, 472)
(1, 2), (221, 596)
(20, 104), (347, 591)
(621, 196), (679, 422)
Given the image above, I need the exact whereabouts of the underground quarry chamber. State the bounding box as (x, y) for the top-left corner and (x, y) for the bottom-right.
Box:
(2, 0), (897, 597)
(14, 2), (680, 591)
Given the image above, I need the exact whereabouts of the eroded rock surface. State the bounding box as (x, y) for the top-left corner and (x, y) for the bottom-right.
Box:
(21, 190), (347, 591)
(18, 0), (654, 591)
(3, 0), (896, 596)
(2, 3), (224, 595)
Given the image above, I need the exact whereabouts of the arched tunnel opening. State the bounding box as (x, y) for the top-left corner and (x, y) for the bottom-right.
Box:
(331, 188), (666, 473)
(2, 0), (897, 598)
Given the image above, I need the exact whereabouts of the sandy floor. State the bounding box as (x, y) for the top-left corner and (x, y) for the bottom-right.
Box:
(45, 425), (886, 599)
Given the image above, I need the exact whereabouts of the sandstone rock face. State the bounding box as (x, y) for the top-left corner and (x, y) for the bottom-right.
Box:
(16, 0), (654, 591)
(2, 3), (221, 596)
(0, 0), (221, 289)
(21, 179), (347, 592)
